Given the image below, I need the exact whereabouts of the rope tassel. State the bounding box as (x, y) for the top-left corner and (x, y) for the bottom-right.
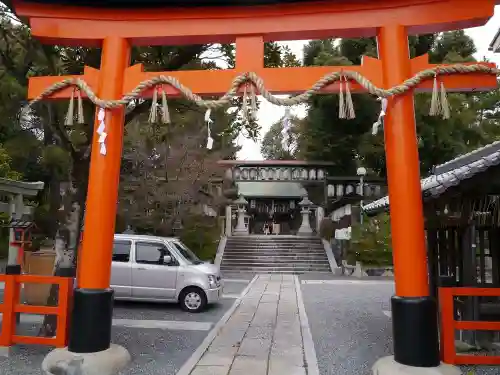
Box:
(440, 82), (451, 120)
(149, 87), (159, 124)
(161, 87), (171, 124)
(65, 89), (75, 126)
(429, 73), (451, 120)
(76, 89), (85, 124)
(344, 77), (356, 120)
(429, 73), (441, 117)
(338, 76), (346, 119)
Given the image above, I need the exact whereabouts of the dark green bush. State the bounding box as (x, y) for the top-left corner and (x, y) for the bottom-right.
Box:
(319, 218), (334, 240)
(348, 213), (393, 267)
(179, 215), (221, 262)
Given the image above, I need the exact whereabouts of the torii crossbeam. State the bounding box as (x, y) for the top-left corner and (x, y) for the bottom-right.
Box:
(12, 0), (500, 374)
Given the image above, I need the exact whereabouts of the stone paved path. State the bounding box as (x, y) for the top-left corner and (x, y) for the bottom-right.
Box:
(189, 274), (311, 375)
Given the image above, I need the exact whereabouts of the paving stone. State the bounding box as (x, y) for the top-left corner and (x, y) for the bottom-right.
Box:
(198, 353), (235, 367)
(224, 319), (251, 330)
(260, 294), (279, 303)
(270, 344), (304, 366)
(245, 326), (274, 340)
(211, 333), (245, 348)
(195, 275), (308, 375)
(207, 345), (239, 356)
(237, 337), (272, 358)
(273, 335), (303, 348)
(268, 361), (306, 375)
(191, 365), (231, 375)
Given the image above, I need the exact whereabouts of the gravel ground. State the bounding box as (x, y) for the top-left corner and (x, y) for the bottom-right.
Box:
(221, 272), (256, 280)
(300, 278), (500, 375)
(0, 322), (209, 375)
(113, 297), (235, 322)
(0, 281), (248, 375)
(300, 279), (394, 375)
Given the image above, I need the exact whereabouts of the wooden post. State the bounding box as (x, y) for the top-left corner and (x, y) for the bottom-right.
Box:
(377, 24), (439, 367)
(70, 37), (131, 354)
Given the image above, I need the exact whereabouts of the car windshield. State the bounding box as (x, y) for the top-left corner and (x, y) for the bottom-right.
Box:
(171, 241), (204, 265)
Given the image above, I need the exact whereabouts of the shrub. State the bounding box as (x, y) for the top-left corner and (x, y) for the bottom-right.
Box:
(348, 213), (393, 267)
(179, 215), (221, 262)
(319, 218), (335, 240)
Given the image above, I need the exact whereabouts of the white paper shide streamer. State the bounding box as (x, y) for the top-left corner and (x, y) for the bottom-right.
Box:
(97, 108), (107, 155)
(372, 98), (388, 136)
(205, 109), (214, 150)
(281, 107), (292, 150)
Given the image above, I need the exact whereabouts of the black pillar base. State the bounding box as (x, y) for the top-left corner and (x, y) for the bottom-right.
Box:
(5, 264), (21, 275)
(392, 296), (440, 367)
(68, 288), (114, 353)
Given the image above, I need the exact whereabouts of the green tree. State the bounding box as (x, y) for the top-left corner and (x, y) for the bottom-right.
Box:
(348, 213), (392, 266)
(299, 39), (379, 174)
(260, 115), (302, 160)
(301, 32), (500, 177)
(0, 144), (22, 180)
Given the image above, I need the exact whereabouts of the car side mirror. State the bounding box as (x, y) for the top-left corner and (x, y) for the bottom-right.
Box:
(163, 255), (172, 265)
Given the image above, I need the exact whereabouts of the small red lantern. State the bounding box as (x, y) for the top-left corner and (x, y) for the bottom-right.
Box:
(6, 218), (36, 270)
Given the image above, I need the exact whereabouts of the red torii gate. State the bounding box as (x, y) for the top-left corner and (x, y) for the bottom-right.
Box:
(11, 0), (500, 373)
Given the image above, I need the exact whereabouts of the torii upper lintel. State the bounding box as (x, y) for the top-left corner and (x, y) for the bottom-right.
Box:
(14, 0), (495, 46)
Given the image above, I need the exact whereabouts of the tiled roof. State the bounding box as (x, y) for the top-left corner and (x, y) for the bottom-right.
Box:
(362, 141), (500, 214)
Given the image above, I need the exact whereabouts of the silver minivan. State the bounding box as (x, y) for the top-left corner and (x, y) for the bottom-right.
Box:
(110, 234), (222, 313)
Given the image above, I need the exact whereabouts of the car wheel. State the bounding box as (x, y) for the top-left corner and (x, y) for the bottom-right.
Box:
(179, 287), (207, 313)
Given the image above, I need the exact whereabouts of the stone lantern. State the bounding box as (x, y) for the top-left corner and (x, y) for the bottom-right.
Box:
(233, 195), (248, 236)
(297, 195), (314, 236)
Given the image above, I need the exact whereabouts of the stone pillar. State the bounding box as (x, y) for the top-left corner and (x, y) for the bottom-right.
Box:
(225, 205), (232, 236)
(297, 196), (313, 236)
(233, 196), (248, 236)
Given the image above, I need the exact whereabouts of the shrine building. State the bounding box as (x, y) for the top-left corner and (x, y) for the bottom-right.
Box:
(218, 160), (386, 236)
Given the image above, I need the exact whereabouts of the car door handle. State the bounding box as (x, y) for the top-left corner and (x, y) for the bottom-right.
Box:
(137, 267), (147, 271)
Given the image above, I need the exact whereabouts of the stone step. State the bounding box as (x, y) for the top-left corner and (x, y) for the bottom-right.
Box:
(224, 247), (325, 252)
(227, 236), (321, 243)
(222, 253), (328, 259)
(222, 252), (329, 257)
(221, 259), (330, 266)
(227, 239), (321, 243)
(224, 245), (324, 250)
(220, 266), (332, 273)
(227, 242), (323, 247)
(221, 236), (331, 273)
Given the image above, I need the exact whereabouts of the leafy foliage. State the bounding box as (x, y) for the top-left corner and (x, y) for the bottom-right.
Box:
(318, 218), (335, 241)
(348, 213), (392, 266)
(260, 115), (302, 160)
(119, 108), (234, 236)
(179, 215), (221, 261)
(299, 31), (500, 177)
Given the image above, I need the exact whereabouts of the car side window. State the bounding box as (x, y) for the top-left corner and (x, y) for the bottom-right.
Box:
(136, 242), (177, 266)
(112, 240), (131, 263)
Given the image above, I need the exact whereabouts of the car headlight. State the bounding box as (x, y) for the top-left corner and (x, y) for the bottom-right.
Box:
(208, 275), (220, 288)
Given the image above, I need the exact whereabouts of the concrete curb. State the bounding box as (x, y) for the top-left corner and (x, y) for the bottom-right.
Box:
(321, 238), (342, 275)
(176, 275), (259, 375)
(295, 275), (320, 375)
(215, 236), (227, 267)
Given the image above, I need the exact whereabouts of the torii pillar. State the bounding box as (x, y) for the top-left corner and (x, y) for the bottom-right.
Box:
(13, 0), (498, 374)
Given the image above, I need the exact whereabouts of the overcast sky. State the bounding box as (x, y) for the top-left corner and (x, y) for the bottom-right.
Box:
(235, 7), (500, 161)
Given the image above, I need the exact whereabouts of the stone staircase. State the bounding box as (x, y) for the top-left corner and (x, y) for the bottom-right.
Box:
(220, 236), (332, 274)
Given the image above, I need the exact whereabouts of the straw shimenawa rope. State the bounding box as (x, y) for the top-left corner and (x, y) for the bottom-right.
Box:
(26, 63), (500, 111)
